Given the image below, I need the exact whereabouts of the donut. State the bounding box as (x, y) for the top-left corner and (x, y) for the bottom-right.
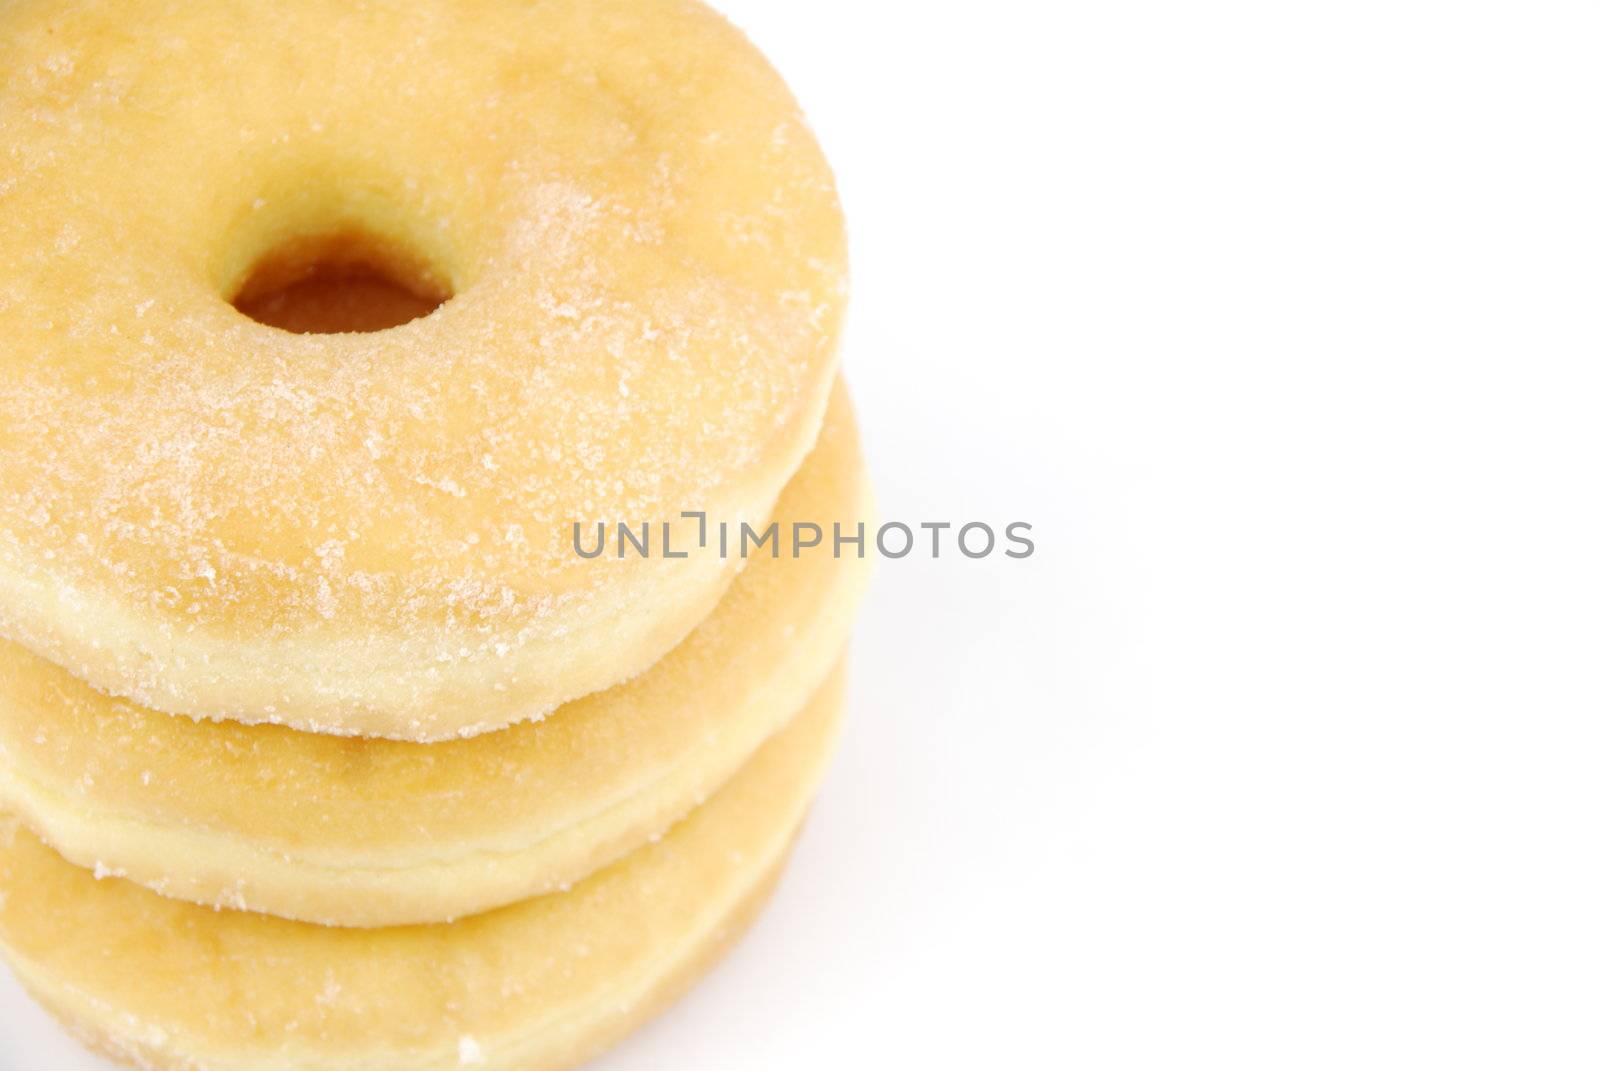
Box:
(0, 661), (845, 1071)
(0, 0), (847, 740)
(0, 385), (868, 926)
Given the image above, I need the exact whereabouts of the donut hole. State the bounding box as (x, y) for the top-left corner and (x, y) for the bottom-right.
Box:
(230, 230), (452, 334)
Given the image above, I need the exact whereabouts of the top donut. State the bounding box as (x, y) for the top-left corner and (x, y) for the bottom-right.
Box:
(0, 0), (847, 740)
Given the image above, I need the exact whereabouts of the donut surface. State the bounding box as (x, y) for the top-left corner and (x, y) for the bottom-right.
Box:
(0, 663), (846, 1071)
(0, 0), (847, 739)
(0, 385), (868, 926)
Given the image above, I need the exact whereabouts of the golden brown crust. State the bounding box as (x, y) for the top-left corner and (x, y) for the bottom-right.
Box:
(10, 848), (796, 1071)
(0, 386), (869, 925)
(0, 663), (847, 1071)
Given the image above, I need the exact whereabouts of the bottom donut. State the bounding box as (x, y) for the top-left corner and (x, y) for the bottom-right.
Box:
(0, 660), (849, 1071)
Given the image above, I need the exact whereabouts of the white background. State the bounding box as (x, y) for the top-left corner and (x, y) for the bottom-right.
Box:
(6, 1), (1600, 1068)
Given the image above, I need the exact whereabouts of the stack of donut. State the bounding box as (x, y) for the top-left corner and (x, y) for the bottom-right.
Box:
(0, 2), (864, 1068)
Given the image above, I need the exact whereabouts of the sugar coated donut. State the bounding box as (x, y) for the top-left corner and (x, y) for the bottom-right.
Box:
(0, 662), (845, 1071)
(0, 0), (847, 740)
(0, 385), (868, 926)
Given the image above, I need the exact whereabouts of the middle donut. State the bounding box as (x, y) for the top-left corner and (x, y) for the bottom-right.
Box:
(0, 384), (868, 928)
